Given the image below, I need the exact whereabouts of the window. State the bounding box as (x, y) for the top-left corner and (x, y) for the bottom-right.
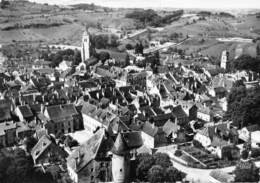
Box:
(91, 168), (94, 172)
(120, 169), (122, 172)
(35, 150), (40, 156)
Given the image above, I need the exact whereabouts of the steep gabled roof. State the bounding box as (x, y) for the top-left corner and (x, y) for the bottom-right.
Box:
(163, 120), (180, 136)
(46, 104), (78, 121)
(18, 105), (34, 118)
(142, 121), (158, 137)
(31, 135), (53, 162)
(111, 131), (143, 155)
(171, 105), (188, 119)
(67, 129), (113, 173)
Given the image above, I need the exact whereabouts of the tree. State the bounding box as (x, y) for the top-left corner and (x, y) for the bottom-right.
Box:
(153, 153), (172, 169)
(148, 165), (164, 183)
(257, 43), (260, 56)
(125, 44), (133, 50)
(0, 148), (33, 183)
(125, 54), (130, 67)
(98, 51), (110, 64)
(73, 50), (82, 66)
(231, 55), (260, 73)
(136, 153), (154, 181)
(165, 166), (185, 182)
(135, 43), (144, 55)
(234, 159), (259, 182)
(225, 86), (260, 128)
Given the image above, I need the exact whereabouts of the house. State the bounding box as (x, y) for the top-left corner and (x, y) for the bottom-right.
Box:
(196, 103), (212, 122)
(194, 122), (229, 147)
(16, 121), (34, 140)
(141, 121), (167, 149)
(67, 128), (114, 183)
(239, 125), (260, 147)
(20, 84), (41, 104)
(162, 120), (180, 142)
(44, 104), (79, 135)
(31, 135), (67, 165)
(211, 136), (240, 160)
(81, 102), (122, 134)
(56, 61), (72, 72)
(15, 105), (34, 122)
(32, 60), (52, 70)
(239, 124), (260, 142)
(171, 105), (189, 126)
(0, 121), (16, 147)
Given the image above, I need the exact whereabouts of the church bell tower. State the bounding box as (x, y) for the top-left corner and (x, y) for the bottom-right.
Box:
(81, 29), (90, 62)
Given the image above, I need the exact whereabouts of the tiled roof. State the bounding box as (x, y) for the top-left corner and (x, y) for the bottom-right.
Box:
(152, 113), (175, 127)
(111, 131), (143, 155)
(211, 75), (234, 91)
(29, 104), (41, 114)
(163, 120), (180, 136)
(46, 104), (78, 122)
(198, 123), (229, 139)
(246, 125), (260, 132)
(171, 105), (188, 119)
(211, 136), (229, 147)
(142, 121), (158, 137)
(31, 135), (52, 162)
(81, 102), (117, 129)
(18, 105), (34, 118)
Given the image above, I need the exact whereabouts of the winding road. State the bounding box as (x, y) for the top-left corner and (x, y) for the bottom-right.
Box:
(157, 147), (260, 183)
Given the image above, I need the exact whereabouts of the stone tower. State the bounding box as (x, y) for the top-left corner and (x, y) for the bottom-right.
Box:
(81, 29), (90, 62)
(111, 131), (143, 183)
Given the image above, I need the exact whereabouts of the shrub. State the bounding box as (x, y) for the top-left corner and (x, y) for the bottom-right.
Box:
(251, 148), (260, 158)
(193, 139), (203, 148)
(125, 43), (133, 50)
(174, 150), (182, 157)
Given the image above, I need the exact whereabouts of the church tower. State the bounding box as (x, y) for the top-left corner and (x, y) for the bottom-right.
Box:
(81, 29), (90, 62)
(220, 50), (228, 69)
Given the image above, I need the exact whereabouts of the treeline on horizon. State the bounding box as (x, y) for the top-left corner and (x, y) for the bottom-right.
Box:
(125, 9), (184, 27)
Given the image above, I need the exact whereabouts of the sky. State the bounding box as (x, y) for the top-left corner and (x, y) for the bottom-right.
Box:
(29, 0), (260, 9)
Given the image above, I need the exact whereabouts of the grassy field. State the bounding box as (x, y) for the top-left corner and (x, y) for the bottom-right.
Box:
(0, 0), (259, 62)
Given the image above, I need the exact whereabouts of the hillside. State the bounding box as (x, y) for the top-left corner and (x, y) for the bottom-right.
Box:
(0, 0), (134, 45)
(0, 0), (259, 60)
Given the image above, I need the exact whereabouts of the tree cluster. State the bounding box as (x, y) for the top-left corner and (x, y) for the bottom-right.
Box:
(125, 9), (183, 27)
(91, 34), (119, 49)
(230, 55), (260, 73)
(134, 42), (144, 55)
(0, 0), (10, 9)
(40, 48), (81, 67)
(136, 153), (185, 183)
(234, 156), (259, 182)
(225, 85), (260, 128)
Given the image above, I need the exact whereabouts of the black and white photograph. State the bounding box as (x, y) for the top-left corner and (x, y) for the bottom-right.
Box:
(0, 0), (260, 182)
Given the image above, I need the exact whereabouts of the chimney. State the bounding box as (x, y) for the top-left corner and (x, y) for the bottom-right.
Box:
(175, 117), (178, 125)
(41, 104), (44, 113)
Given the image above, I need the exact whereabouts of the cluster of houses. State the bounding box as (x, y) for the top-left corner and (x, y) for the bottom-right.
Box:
(1, 29), (260, 183)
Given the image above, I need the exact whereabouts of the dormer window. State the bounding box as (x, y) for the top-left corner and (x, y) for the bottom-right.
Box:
(35, 150), (40, 156)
